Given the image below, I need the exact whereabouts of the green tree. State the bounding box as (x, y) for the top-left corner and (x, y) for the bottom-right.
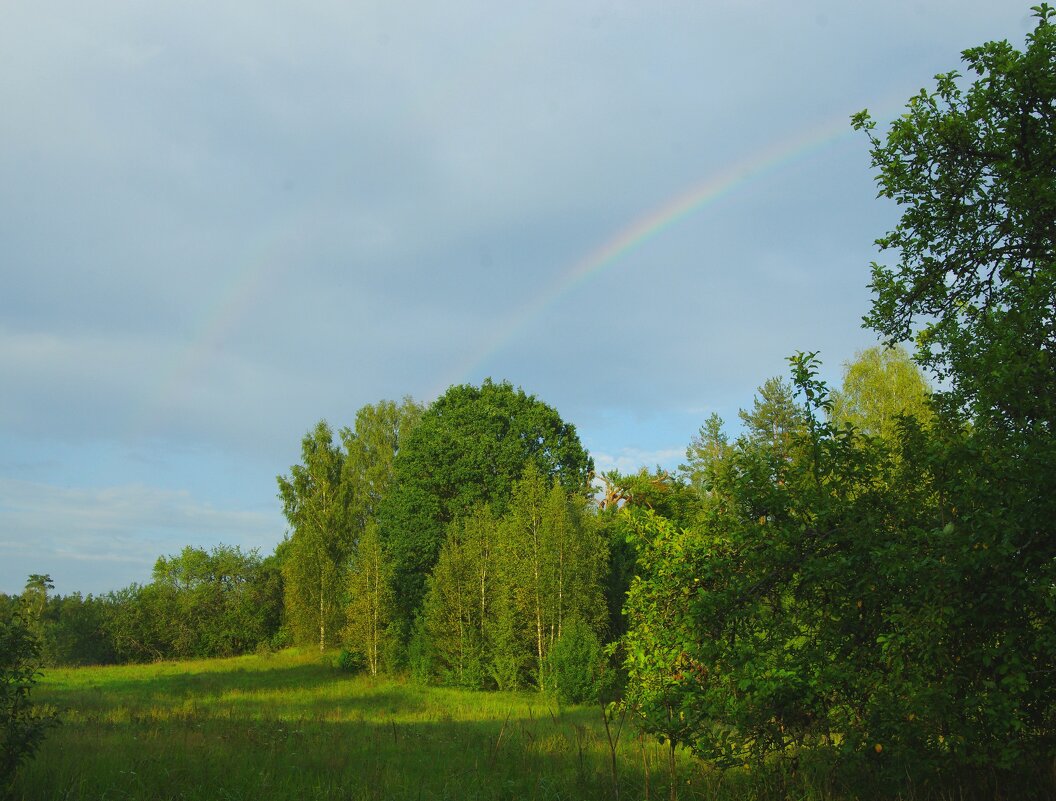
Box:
(420, 505), (497, 687)
(491, 465), (606, 691)
(278, 421), (351, 651)
(151, 544), (282, 658)
(623, 356), (929, 773)
(379, 379), (592, 628)
(830, 345), (932, 440)
(853, 5), (1056, 430)
(19, 575), (52, 640)
(341, 397), (423, 535)
(343, 522), (394, 677)
(541, 481), (607, 644)
(42, 593), (116, 666)
(680, 412), (731, 498)
(737, 376), (805, 466)
(597, 468), (700, 640)
(104, 584), (169, 663)
(422, 523), (481, 686)
(496, 463), (550, 689)
(851, 6), (1056, 778)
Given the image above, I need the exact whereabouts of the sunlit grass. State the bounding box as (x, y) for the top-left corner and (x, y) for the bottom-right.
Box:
(14, 649), (707, 801)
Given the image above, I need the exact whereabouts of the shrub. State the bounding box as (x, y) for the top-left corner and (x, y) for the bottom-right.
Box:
(334, 649), (366, 674)
(547, 618), (602, 705)
(0, 605), (57, 789)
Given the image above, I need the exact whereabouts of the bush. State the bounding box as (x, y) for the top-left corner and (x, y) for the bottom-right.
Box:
(334, 648), (366, 674)
(547, 618), (602, 705)
(0, 605), (57, 789)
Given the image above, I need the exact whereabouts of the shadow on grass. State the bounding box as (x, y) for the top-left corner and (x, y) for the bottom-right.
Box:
(26, 658), (1056, 801)
(15, 702), (672, 801)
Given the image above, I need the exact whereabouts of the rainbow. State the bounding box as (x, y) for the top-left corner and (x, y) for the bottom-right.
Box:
(130, 222), (305, 440)
(136, 103), (900, 430)
(436, 109), (872, 396)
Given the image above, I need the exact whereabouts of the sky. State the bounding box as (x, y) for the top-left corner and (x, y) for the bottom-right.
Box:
(0, 1), (1034, 596)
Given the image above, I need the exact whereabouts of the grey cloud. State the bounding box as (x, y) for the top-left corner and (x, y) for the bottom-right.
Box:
(0, 0), (1030, 592)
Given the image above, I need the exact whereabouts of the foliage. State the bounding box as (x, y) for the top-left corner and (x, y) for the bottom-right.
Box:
(421, 508), (494, 688)
(41, 593), (117, 667)
(19, 575), (52, 641)
(492, 465), (607, 691)
(737, 376), (806, 466)
(830, 344), (932, 440)
(680, 413), (731, 499)
(853, 5), (1056, 431)
(849, 4), (1056, 776)
(546, 617), (603, 705)
(278, 421), (352, 651)
(0, 603), (56, 790)
(623, 344), (1056, 792)
(419, 472), (606, 692)
(597, 467), (701, 639)
(340, 397), (423, 537)
(621, 15), (1056, 789)
(343, 522), (394, 677)
(151, 545), (283, 659)
(333, 648), (366, 674)
(379, 379), (593, 625)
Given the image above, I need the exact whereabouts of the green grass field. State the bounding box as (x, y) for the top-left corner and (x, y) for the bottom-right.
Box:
(12, 649), (711, 801)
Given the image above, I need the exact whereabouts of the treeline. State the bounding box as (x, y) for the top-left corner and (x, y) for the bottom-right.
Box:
(1, 547), (284, 666)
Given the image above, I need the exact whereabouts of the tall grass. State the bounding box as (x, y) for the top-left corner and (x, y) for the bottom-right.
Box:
(15, 651), (1044, 800)
(13, 649), (706, 801)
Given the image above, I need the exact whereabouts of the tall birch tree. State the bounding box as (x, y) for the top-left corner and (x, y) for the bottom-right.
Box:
(278, 421), (351, 652)
(343, 522), (393, 676)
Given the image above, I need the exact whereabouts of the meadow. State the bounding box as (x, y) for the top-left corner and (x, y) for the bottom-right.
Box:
(11, 649), (715, 801)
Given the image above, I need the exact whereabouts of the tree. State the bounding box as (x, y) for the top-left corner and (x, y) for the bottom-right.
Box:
(151, 545), (281, 658)
(42, 593), (116, 666)
(491, 465), (606, 691)
(853, 7), (1056, 775)
(422, 522), (482, 686)
(737, 376), (805, 467)
(343, 522), (394, 677)
(623, 356), (933, 773)
(20, 575), (52, 640)
(278, 421), (351, 651)
(496, 463), (551, 690)
(853, 6), (1056, 431)
(681, 413), (731, 498)
(341, 397), (423, 536)
(830, 345), (931, 440)
(420, 505), (497, 687)
(379, 379), (593, 627)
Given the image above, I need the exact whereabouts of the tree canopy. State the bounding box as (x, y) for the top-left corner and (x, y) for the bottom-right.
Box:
(853, 5), (1056, 430)
(830, 344), (931, 440)
(379, 379), (593, 624)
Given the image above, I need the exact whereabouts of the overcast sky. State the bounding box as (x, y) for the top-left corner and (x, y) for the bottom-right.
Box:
(0, 1), (1033, 595)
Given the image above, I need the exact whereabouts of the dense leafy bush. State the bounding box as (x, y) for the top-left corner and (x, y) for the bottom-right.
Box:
(0, 605), (56, 789)
(334, 649), (367, 674)
(547, 618), (602, 705)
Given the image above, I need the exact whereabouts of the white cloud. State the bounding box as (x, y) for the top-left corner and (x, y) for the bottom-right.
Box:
(592, 447), (685, 476)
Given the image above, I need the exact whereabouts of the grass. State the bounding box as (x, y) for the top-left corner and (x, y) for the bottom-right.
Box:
(12, 649), (707, 801)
